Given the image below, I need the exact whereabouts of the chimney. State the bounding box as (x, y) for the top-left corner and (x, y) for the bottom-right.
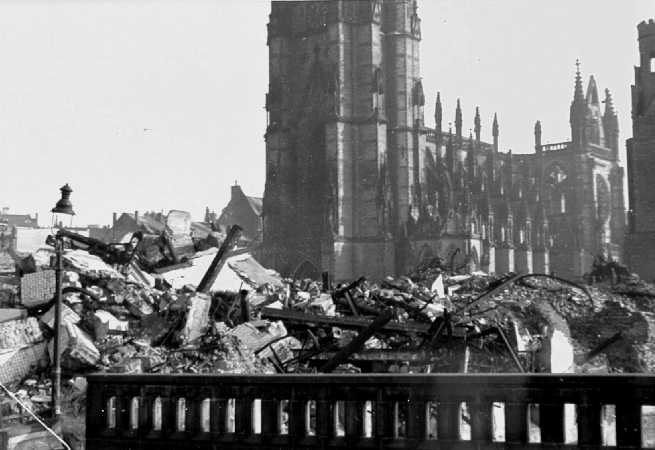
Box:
(134, 210), (139, 222)
(231, 182), (242, 200)
(35, 212), (39, 227)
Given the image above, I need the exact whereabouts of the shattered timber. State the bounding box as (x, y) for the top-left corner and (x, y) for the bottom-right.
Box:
(3, 216), (655, 447)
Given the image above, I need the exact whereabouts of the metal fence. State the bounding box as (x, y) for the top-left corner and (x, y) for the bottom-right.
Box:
(86, 373), (655, 449)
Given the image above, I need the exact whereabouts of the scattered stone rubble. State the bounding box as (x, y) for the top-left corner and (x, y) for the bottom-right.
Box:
(1, 221), (655, 447)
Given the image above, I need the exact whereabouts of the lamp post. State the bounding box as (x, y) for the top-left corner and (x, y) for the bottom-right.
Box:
(50, 184), (75, 420)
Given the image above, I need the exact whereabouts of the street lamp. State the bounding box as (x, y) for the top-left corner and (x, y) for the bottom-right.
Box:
(50, 184), (75, 420)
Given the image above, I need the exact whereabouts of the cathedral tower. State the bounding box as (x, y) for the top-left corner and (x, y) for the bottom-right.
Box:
(263, 1), (424, 281)
(626, 19), (655, 279)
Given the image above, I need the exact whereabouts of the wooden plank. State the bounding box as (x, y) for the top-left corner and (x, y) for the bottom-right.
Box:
(196, 225), (242, 293)
(261, 307), (430, 334)
(320, 309), (393, 373)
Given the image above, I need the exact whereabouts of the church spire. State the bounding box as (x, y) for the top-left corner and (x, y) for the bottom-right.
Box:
(435, 92), (442, 145)
(492, 113), (499, 152)
(474, 106), (481, 143)
(603, 88), (619, 156)
(574, 59), (584, 103)
(467, 130), (476, 184)
(570, 59), (587, 148)
(535, 120), (542, 152)
(455, 98), (463, 144)
(586, 75), (600, 106)
(446, 122), (454, 172)
(604, 88), (616, 116)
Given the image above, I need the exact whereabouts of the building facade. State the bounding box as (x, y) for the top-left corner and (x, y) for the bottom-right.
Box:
(216, 184), (263, 243)
(262, 0), (625, 281)
(626, 19), (655, 280)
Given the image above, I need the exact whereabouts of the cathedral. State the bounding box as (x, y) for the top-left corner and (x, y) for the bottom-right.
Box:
(262, 0), (625, 281)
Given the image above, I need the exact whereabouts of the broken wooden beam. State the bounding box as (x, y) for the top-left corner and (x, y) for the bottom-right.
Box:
(196, 225), (242, 294)
(320, 309), (393, 373)
(332, 276), (366, 299)
(260, 307), (431, 334)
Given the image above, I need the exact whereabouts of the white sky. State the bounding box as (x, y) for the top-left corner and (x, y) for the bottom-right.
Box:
(1, 0), (653, 226)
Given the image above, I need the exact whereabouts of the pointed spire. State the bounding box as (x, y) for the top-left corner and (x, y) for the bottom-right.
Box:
(570, 59), (586, 147)
(603, 88), (619, 156)
(455, 98), (463, 143)
(506, 150), (514, 195)
(474, 106), (481, 142)
(603, 88), (616, 116)
(574, 59), (584, 103)
(446, 122), (454, 171)
(534, 120), (542, 152)
(434, 92), (442, 143)
(492, 113), (499, 152)
(586, 75), (600, 106)
(467, 130), (476, 183)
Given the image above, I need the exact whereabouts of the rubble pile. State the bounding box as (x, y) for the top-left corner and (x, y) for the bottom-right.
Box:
(1, 220), (655, 446)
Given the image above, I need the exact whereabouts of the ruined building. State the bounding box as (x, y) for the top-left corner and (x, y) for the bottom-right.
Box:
(627, 19), (655, 280)
(262, 0), (624, 281)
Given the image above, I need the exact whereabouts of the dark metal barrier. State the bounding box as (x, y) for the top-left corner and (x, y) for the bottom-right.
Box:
(86, 373), (655, 449)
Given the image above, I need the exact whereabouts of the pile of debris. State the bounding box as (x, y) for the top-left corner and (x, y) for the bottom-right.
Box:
(1, 217), (655, 447)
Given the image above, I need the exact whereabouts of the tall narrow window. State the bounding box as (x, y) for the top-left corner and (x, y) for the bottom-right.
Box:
(560, 193), (567, 213)
(650, 57), (655, 73)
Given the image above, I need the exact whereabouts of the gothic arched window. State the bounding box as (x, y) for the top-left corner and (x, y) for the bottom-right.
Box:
(596, 174), (611, 224)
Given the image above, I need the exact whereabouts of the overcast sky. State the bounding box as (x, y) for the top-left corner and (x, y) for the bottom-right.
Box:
(1, 0), (653, 226)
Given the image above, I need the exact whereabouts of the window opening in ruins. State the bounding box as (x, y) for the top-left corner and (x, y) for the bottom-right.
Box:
(650, 57), (655, 73)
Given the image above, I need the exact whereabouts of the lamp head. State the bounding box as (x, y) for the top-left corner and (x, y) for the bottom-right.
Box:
(51, 184), (75, 216)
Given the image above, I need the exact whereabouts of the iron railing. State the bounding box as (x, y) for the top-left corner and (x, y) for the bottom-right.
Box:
(86, 373), (655, 449)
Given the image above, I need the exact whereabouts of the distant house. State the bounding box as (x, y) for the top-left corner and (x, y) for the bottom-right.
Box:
(0, 213), (39, 229)
(0, 210), (39, 252)
(216, 184), (262, 243)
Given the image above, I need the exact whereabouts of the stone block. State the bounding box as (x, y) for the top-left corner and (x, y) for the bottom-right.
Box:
(20, 270), (56, 308)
